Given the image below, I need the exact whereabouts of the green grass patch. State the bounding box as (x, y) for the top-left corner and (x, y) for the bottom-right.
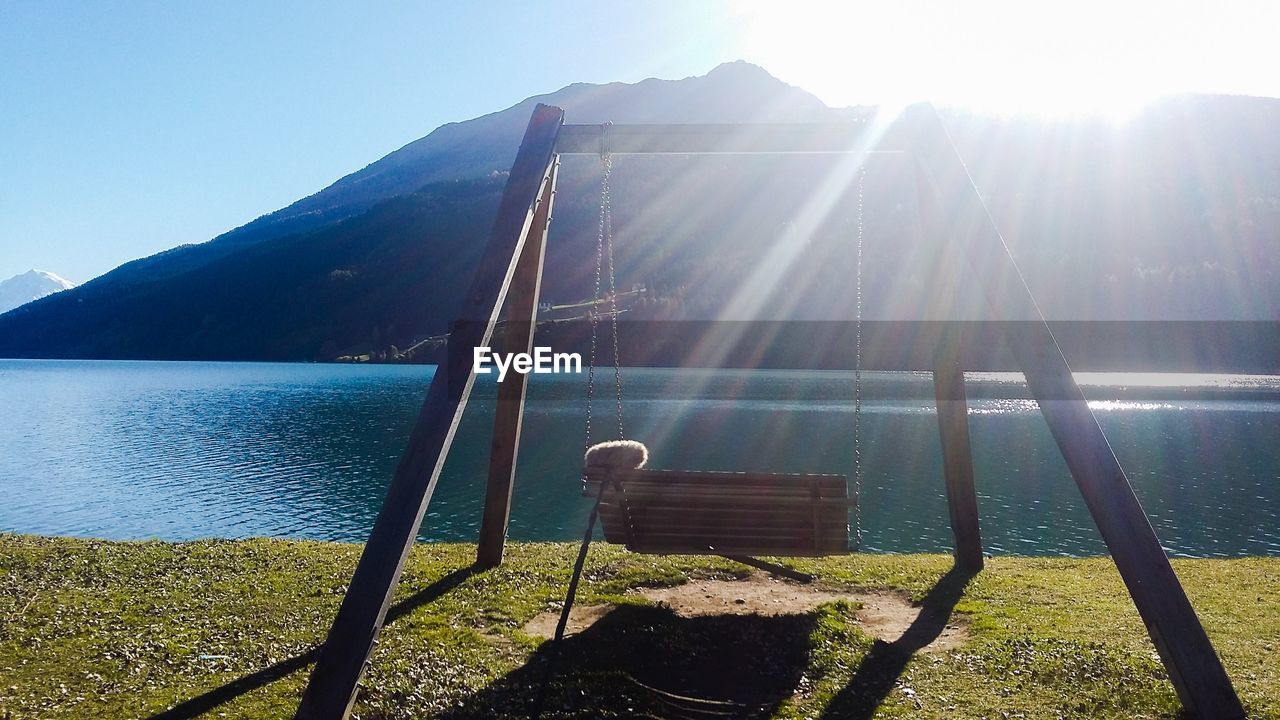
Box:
(0, 535), (1275, 718)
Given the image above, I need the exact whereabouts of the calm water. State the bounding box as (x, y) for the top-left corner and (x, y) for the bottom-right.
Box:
(1, 359), (1278, 557)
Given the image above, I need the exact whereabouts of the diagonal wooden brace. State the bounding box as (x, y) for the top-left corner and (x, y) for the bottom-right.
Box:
(295, 104), (564, 720)
(908, 103), (1242, 719)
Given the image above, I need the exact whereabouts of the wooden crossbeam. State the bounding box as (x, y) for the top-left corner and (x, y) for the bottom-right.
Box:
(555, 120), (907, 155)
(528, 321), (1280, 374)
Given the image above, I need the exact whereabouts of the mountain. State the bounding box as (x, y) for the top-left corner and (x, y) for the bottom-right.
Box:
(1, 62), (1278, 360)
(71, 61), (832, 293)
(213, 60), (833, 250)
(0, 270), (76, 315)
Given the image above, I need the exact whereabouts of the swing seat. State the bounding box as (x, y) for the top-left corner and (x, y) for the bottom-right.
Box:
(584, 468), (855, 557)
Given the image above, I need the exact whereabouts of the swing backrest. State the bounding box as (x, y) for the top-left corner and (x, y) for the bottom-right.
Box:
(583, 468), (854, 557)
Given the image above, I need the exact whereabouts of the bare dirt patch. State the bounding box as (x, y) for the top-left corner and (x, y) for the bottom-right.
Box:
(523, 574), (968, 651)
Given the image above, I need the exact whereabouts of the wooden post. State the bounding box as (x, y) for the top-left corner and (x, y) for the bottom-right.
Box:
(908, 103), (1243, 719)
(933, 363), (984, 571)
(294, 104), (564, 720)
(475, 159), (558, 568)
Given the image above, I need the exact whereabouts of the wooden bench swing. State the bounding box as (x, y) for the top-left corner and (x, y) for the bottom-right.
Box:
(584, 468), (853, 559)
(296, 104), (1246, 720)
(573, 149), (863, 579)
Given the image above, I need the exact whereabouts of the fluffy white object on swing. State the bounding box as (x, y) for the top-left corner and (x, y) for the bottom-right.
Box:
(583, 440), (649, 473)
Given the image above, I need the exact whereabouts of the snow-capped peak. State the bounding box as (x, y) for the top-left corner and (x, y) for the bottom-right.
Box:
(0, 269), (78, 314)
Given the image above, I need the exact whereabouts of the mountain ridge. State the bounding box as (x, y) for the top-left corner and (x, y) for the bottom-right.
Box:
(39, 61), (827, 302)
(211, 61), (834, 249)
(2, 63), (1278, 360)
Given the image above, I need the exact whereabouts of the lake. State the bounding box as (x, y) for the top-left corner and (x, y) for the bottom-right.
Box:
(1, 359), (1278, 557)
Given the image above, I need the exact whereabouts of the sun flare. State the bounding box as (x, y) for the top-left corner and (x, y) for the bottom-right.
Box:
(731, 0), (1262, 120)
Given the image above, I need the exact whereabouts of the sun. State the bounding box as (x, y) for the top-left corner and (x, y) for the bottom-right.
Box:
(732, 0), (1174, 121)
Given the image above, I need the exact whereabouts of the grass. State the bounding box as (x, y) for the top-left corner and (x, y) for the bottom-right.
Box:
(0, 534), (1276, 719)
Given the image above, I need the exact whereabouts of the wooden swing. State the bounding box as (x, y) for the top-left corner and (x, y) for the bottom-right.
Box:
(584, 468), (852, 557)
(577, 153), (864, 562)
(297, 105), (1246, 720)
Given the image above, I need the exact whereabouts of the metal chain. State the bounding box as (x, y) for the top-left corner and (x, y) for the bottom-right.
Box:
(582, 151), (612, 464)
(554, 145), (619, 718)
(853, 164), (866, 549)
(602, 154), (625, 440)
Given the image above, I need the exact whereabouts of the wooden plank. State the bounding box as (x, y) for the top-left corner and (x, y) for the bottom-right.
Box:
(585, 471), (848, 494)
(596, 498), (849, 554)
(630, 542), (848, 557)
(600, 491), (849, 503)
(587, 493), (851, 504)
(591, 511), (836, 529)
(908, 103), (1243, 719)
(629, 536), (821, 548)
(294, 104), (564, 720)
(622, 523), (833, 539)
(599, 517), (848, 535)
(475, 158), (558, 568)
(594, 487), (852, 502)
(600, 517), (846, 532)
(602, 478), (846, 487)
(588, 468), (847, 482)
(610, 506), (846, 523)
(554, 121), (904, 155)
(605, 506), (849, 523)
(626, 528), (846, 541)
(592, 478), (845, 491)
(632, 543), (850, 557)
(598, 497), (847, 511)
(590, 467), (852, 558)
(596, 497), (852, 514)
(606, 527), (846, 542)
(934, 361), (984, 571)
(633, 532), (815, 545)
(536, 319), (1280, 374)
(602, 497), (850, 509)
(608, 475), (848, 487)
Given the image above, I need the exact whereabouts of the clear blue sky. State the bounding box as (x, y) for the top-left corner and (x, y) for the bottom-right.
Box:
(3, 1), (1277, 283)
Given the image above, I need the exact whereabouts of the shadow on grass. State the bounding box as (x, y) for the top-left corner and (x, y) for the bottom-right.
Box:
(151, 563), (976, 720)
(442, 564), (975, 719)
(817, 564), (978, 720)
(146, 564), (481, 720)
(440, 604), (819, 720)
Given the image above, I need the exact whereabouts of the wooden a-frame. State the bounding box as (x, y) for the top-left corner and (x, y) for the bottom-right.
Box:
(296, 103), (1245, 719)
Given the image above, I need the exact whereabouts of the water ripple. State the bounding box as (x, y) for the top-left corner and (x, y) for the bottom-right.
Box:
(1, 360), (1278, 557)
